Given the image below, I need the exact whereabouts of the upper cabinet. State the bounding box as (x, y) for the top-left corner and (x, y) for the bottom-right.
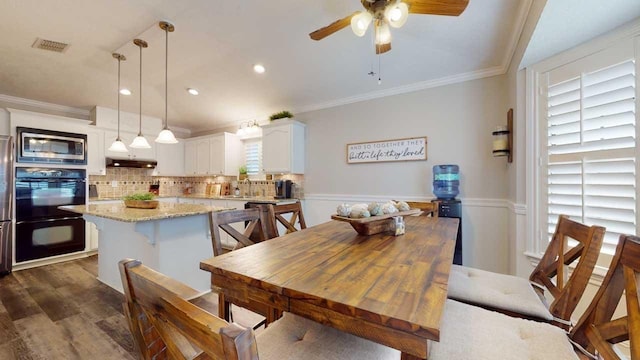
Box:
(86, 127), (105, 175)
(183, 132), (241, 176)
(154, 141), (185, 177)
(195, 138), (210, 175)
(209, 133), (242, 176)
(262, 120), (305, 174)
(184, 141), (197, 176)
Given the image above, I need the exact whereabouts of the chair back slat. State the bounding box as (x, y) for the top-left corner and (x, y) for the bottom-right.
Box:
(119, 259), (259, 360)
(528, 215), (605, 326)
(269, 201), (307, 237)
(209, 208), (269, 255)
(571, 235), (640, 359)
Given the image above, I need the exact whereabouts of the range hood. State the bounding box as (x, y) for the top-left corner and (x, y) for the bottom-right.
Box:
(106, 158), (157, 169)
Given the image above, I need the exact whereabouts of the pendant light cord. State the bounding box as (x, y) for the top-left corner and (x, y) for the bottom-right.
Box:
(117, 57), (121, 139)
(165, 26), (169, 130)
(139, 43), (143, 136)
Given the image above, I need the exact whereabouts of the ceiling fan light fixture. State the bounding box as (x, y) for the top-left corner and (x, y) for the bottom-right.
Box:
(350, 11), (372, 37)
(375, 22), (392, 45)
(386, 1), (409, 28)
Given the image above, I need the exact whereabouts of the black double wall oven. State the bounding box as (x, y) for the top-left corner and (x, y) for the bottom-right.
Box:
(15, 168), (86, 262)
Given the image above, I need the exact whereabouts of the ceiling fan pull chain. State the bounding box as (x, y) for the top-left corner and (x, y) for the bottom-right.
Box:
(378, 53), (382, 85)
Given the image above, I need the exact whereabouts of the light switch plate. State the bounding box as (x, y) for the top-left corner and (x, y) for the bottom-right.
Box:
(112, 180), (118, 188)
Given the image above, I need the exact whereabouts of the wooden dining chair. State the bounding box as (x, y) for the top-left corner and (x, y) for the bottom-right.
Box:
(269, 201), (307, 236)
(570, 234), (640, 359)
(209, 208), (275, 327)
(447, 215), (605, 329)
(395, 200), (439, 217)
(428, 233), (639, 359)
(119, 259), (400, 360)
(208, 208), (269, 256)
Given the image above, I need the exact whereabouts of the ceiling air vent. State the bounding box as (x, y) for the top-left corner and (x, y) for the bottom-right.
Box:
(32, 38), (69, 53)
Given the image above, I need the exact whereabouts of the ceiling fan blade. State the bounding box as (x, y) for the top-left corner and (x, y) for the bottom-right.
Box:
(405, 0), (469, 16)
(376, 42), (391, 55)
(309, 12), (359, 40)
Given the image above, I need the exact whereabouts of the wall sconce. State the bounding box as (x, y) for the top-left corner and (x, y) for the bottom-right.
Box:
(492, 108), (513, 163)
(236, 120), (262, 140)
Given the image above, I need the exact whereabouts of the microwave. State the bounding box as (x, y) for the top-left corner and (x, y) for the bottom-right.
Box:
(17, 127), (87, 165)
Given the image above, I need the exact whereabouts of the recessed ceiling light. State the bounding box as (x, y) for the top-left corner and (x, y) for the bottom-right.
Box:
(187, 88), (199, 96)
(119, 88), (131, 96)
(253, 64), (266, 74)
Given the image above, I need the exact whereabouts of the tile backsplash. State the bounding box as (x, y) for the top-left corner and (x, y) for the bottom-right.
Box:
(89, 168), (304, 199)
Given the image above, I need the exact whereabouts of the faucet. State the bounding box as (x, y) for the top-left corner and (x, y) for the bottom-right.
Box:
(243, 178), (252, 197)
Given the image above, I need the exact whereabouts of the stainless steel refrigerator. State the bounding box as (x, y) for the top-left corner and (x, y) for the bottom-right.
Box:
(0, 136), (13, 275)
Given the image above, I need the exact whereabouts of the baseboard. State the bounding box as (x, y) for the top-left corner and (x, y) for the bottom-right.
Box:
(12, 250), (97, 271)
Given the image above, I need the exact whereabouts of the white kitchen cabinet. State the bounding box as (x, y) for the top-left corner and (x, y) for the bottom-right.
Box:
(154, 141), (185, 176)
(104, 130), (156, 161)
(184, 141), (197, 175)
(183, 138), (209, 176)
(262, 120), (305, 174)
(209, 133), (243, 176)
(196, 138), (211, 175)
(86, 127), (106, 175)
(87, 221), (99, 251)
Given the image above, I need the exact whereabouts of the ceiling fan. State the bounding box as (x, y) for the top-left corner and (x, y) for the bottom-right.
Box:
(309, 0), (469, 54)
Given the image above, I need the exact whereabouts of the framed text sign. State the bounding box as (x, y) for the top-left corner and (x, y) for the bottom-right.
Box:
(346, 137), (427, 164)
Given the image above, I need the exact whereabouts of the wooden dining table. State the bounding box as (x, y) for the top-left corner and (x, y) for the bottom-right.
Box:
(200, 215), (459, 360)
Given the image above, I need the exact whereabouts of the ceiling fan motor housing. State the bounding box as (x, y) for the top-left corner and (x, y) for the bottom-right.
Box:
(362, 0), (393, 19)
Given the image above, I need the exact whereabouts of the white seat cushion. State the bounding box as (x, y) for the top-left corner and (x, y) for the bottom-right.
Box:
(429, 300), (579, 360)
(447, 264), (554, 321)
(257, 312), (400, 360)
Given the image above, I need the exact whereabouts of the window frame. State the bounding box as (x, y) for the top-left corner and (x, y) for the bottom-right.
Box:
(527, 34), (640, 260)
(243, 138), (264, 180)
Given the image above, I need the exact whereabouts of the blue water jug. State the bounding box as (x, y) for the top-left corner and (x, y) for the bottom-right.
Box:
(433, 165), (459, 200)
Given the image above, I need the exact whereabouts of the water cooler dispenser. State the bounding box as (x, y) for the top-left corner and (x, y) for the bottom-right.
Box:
(432, 165), (463, 265)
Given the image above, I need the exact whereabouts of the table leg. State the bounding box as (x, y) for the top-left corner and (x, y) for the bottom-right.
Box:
(265, 308), (283, 328)
(218, 292), (231, 321)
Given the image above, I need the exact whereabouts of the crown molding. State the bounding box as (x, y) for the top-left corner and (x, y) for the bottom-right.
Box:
(0, 93), (90, 117)
(295, 65), (505, 115)
(293, 2), (534, 116)
(502, 0), (534, 72)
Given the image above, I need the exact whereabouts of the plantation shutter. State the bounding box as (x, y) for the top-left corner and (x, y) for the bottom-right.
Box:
(546, 59), (637, 246)
(244, 140), (262, 175)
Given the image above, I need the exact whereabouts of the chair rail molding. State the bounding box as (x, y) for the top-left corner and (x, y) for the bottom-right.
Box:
(303, 194), (510, 209)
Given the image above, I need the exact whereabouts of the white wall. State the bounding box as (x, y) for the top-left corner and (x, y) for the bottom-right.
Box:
(0, 108), (9, 135)
(296, 75), (511, 272)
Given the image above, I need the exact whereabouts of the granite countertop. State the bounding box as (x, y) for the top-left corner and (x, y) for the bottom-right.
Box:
(89, 195), (301, 204)
(180, 194), (301, 203)
(60, 202), (230, 223)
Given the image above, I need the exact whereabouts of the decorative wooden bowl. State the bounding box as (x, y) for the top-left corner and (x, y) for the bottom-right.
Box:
(331, 209), (422, 235)
(124, 200), (159, 209)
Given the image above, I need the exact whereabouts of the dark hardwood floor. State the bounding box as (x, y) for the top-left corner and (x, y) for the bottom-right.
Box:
(0, 256), (135, 360)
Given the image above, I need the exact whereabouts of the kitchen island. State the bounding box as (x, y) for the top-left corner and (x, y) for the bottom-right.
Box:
(61, 202), (229, 293)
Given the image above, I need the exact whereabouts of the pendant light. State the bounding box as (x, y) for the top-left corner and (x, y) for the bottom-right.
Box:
(130, 39), (151, 149)
(155, 21), (178, 144)
(108, 53), (128, 153)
